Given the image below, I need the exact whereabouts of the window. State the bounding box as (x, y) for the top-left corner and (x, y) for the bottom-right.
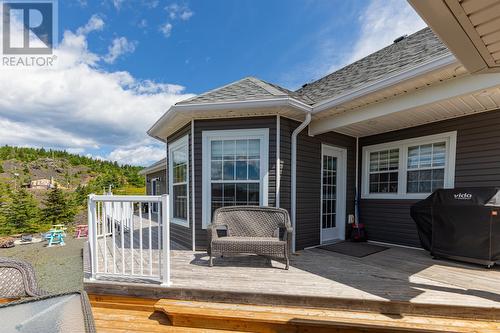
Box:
(169, 135), (189, 227)
(368, 149), (399, 193)
(202, 129), (269, 228)
(407, 142), (445, 193)
(362, 132), (456, 199)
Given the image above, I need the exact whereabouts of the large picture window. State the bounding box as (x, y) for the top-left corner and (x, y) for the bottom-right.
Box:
(169, 135), (189, 227)
(362, 132), (456, 199)
(202, 129), (269, 228)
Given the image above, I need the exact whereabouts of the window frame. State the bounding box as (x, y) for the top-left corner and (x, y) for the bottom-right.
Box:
(202, 128), (269, 228)
(168, 135), (190, 227)
(361, 131), (457, 199)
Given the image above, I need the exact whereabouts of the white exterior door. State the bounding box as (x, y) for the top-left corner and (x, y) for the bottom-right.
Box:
(321, 145), (347, 243)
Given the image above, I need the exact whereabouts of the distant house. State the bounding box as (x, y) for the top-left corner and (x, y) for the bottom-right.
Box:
(139, 158), (166, 212)
(30, 178), (54, 189)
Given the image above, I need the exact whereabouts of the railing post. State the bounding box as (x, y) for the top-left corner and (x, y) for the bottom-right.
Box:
(161, 194), (171, 286)
(88, 194), (97, 280)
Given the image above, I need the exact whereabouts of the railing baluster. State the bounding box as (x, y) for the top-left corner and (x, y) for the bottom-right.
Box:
(157, 199), (162, 277)
(148, 202), (153, 276)
(121, 202), (125, 274)
(161, 194), (170, 286)
(129, 202), (134, 275)
(111, 201), (116, 274)
(103, 201), (107, 274)
(139, 203), (144, 276)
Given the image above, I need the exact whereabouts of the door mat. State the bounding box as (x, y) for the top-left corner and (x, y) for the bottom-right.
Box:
(318, 241), (388, 258)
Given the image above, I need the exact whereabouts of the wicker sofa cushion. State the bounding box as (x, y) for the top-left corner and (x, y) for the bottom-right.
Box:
(212, 236), (286, 254)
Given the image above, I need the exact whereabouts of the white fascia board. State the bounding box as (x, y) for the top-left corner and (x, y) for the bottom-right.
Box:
(172, 97), (312, 112)
(309, 72), (500, 135)
(147, 98), (312, 140)
(312, 53), (457, 113)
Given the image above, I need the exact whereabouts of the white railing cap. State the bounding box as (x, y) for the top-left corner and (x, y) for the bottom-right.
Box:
(89, 194), (164, 202)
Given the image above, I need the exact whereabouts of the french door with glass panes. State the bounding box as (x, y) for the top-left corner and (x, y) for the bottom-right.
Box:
(321, 145), (347, 243)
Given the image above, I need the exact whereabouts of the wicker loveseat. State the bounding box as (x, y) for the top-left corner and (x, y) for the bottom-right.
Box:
(207, 206), (292, 269)
(0, 257), (47, 299)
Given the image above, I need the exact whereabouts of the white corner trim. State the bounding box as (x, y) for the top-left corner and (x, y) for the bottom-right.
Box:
(361, 131), (457, 200)
(201, 128), (270, 229)
(190, 120), (196, 250)
(291, 113), (312, 252)
(168, 134), (190, 228)
(276, 115), (281, 208)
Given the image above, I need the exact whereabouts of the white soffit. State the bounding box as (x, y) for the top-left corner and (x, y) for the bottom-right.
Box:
(326, 86), (500, 137)
(310, 72), (500, 137)
(313, 63), (467, 121)
(409, 0), (500, 73)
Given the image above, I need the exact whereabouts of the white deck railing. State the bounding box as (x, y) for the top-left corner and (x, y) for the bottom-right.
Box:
(87, 194), (171, 286)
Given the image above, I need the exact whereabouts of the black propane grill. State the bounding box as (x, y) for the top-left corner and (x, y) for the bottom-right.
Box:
(410, 187), (500, 267)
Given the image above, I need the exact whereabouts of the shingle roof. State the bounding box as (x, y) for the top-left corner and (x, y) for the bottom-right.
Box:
(295, 27), (451, 104)
(174, 28), (451, 108)
(176, 77), (295, 105)
(138, 158), (166, 175)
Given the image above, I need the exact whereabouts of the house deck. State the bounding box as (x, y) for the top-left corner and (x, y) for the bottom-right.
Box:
(85, 235), (500, 313)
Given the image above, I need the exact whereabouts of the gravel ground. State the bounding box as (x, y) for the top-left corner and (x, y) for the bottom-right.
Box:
(1, 237), (85, 293)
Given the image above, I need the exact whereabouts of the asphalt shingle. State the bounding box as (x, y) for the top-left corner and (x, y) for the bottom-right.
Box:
(295, 27), (451, 104)
(175, 27), (451, 107)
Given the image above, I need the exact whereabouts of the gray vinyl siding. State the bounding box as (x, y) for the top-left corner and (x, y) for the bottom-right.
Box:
(145, 170), (167, 195)
(359, 109), (500, 247)
(193, 117), (277, 250)
(280, 117), (356, 250)
(165, 123), (193, 250)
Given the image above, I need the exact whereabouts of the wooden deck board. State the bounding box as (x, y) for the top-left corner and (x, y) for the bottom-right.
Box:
(86, 220), (500, 311)
(90, 295), (500, 333)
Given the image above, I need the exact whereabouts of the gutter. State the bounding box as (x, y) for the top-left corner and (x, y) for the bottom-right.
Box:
(312, 53), (457, 113)
(148, 97), (312, 140)
(290, 112), (312, 253)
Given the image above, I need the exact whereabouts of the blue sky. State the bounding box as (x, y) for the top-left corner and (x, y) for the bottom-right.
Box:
(64, 1), (368, 91)
(0, 0), (426, 165)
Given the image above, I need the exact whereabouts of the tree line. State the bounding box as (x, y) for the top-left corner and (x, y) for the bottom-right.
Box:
(0, 185), (76, 235)
(0, 145), (146, 236)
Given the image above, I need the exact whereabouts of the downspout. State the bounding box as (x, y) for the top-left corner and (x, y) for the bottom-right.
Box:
(354, 137), (360, 226)
(291, 112), (312, 253)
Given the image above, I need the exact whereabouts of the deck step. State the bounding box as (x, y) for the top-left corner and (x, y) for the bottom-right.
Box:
(92, 303), (242, 332)
(154, 299), (500, 333)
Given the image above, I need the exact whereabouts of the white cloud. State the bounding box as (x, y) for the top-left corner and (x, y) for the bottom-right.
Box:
(104, 37), (137, 64)
(340, 0), (426, 68)
(105, 144), (166, 166)
(179, 10), (193, 21)
(166, 4), (194, 21)
(280, 0), (426, 89)
(112, 0), (124, 10)
(159, 23), (173, 38)
(138, 19), (148, 29)
(143, 0), (159, 9)
(76, 14), (104, 35)
(0, 15), (194, 165)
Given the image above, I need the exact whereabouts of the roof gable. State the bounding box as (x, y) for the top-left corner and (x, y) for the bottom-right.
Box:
(177, 77), (290, 105)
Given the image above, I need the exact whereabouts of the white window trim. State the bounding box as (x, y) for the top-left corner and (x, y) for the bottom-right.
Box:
(361, 131), (457, 199)
(202, 128), (269, 229)
(168, 135), (190, 228)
